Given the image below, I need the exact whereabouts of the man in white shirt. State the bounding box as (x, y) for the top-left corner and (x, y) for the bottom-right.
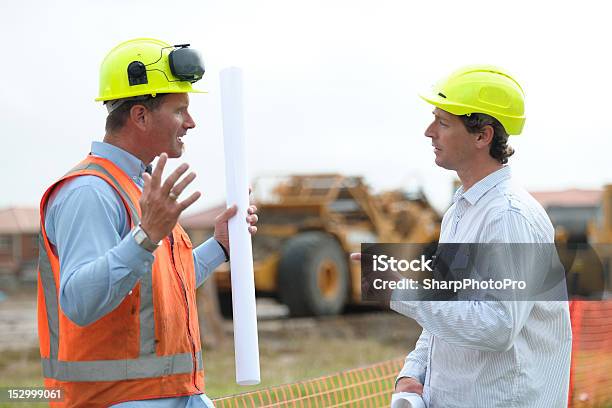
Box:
(390, 65), (572, 407)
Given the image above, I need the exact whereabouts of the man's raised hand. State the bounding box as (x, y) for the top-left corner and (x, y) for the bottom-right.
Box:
(139, 153), (201, 242)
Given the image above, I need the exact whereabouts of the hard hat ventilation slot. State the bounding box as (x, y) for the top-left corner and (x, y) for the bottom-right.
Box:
(438, 92), (447, 98)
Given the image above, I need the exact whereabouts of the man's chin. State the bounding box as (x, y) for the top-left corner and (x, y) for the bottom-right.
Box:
(168, 145), (185, 158)
(434, 157), (453, 170)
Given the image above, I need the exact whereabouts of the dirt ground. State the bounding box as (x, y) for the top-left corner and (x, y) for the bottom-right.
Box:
(0, 290), (39, 352)
(0, 288), (421, 403)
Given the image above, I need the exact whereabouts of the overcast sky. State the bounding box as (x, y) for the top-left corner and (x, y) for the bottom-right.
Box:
(1, 0), (610, 214)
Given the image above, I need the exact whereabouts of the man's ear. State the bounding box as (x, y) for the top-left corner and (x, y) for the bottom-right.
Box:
(475, 125), (494, 149)
(129, 104), (148, 131)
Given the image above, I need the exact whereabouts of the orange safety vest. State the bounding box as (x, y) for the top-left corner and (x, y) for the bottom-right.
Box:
(37, 155), (204, 407)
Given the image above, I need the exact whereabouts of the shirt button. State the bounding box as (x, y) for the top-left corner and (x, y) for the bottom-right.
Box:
(129, 290), (133, 295)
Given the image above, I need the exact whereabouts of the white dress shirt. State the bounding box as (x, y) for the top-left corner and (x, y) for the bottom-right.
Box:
(391, 166), (572, 407)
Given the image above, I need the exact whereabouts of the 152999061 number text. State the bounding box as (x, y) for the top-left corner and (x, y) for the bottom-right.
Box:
(0, 387), (63, 402)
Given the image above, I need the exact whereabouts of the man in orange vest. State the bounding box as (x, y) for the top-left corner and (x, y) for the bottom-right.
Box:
(37, 38), (259, 407)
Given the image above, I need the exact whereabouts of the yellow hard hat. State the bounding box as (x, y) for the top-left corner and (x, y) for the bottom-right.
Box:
(96, 38), (205, 102)
(420, 65), (526, 135)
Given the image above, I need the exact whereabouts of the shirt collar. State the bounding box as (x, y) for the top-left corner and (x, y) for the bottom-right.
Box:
(453, 166), (512, 206)
(90, 141), (147, 182)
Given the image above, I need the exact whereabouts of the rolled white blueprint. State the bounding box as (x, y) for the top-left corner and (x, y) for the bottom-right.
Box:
(391, 392), (426, 408)
(220, 67), (261, 385)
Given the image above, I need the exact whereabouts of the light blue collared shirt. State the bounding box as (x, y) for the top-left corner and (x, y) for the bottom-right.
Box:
(391, 166), (572, 408)
(44, 141), (223, 408)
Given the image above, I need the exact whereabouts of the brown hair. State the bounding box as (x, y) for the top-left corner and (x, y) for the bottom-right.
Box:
(105, 94), (168, 134)
(460, 113), (514, 164)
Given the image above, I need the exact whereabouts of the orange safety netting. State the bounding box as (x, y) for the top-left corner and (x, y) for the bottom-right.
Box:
(569, 300), (612, 407)
(213, 301), (612, 408)
(212, 358), (404, 408)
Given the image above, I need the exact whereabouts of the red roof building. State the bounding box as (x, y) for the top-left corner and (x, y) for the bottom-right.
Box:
(0, 207), (40, 281)
(530, 189), (602, 208)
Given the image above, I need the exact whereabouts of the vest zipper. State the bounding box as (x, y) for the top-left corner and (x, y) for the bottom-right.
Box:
(168, 236), (200, 391)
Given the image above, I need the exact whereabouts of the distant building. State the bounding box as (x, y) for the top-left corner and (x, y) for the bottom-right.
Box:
(0, 207), (39, 283)
(531, 189), (602, 241)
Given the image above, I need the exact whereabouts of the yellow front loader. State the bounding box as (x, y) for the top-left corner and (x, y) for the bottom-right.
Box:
(215, 174), (440, 316)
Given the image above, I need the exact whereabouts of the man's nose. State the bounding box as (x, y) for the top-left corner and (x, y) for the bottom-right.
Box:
(184, 112), (196, 129)
(424, 122), (435, 138)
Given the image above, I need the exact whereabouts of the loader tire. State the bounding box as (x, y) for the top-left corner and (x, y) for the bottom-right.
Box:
(278, 232), (349, 317)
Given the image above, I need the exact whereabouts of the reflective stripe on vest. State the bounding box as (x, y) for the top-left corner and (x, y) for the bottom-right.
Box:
(41, 351), (203, 382)
(38, 234), (60, 361)
(39, 158), (193, 382)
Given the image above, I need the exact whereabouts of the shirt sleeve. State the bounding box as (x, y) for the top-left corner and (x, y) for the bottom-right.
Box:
(390, 210), (543, 353)
(193, 238), (227, 288)
(47, 184), (154, 327)
(397, 328), (430, 385)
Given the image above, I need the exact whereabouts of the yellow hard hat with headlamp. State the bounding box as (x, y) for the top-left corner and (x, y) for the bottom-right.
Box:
(96, 38), (205, 103)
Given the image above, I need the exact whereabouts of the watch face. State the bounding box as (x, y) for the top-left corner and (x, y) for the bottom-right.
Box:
(134, 227), (146, 244)
(134, 226), (159, 252)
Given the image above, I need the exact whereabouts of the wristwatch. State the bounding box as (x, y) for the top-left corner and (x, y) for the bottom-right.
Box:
(132, 224), (161, 253)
